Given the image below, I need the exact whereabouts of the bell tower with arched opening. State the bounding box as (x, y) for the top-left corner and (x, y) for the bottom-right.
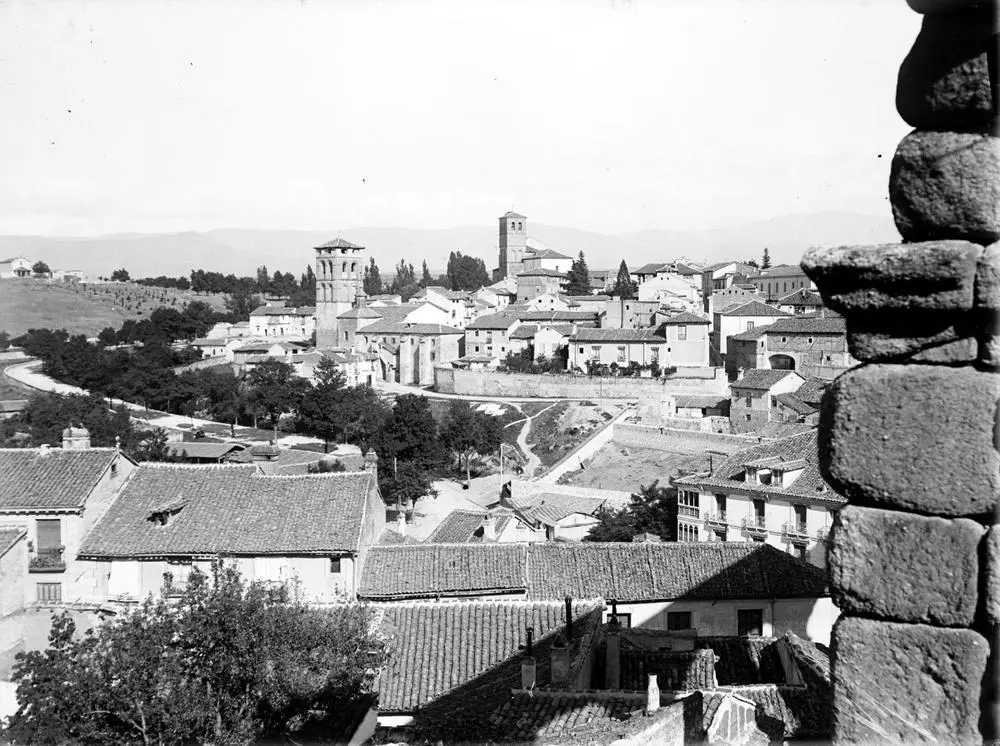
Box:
(315, 238), (366, 349)
(498, 211), (528, 279)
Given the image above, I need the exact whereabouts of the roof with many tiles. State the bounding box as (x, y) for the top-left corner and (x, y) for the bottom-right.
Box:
(79, 464), (376, 557)
(0, 448), (123, 511)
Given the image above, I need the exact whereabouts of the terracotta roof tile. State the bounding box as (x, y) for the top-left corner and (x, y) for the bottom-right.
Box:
(730, 369), (799, 391)
(0, 448), (121, 511)
(569, 328), (664, 343)
(719, 301), (790, 318)
(79, 465), (375, 557)
(661, 311), (710, 325)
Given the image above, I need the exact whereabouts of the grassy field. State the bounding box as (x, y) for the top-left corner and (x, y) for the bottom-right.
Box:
(527, 400), (623, 469)
(0, 279), (226, 337)
(558, 443), (710, 492)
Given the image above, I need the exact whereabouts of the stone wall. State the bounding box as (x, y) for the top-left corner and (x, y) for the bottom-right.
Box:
(434, 366), (729, 399)
(611, 424), (756, 454)
(801, 4), (998, 740)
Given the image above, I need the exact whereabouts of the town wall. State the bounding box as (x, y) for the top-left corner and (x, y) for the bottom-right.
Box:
(434, 367), (728, 399)
(610, 424), (755, 454)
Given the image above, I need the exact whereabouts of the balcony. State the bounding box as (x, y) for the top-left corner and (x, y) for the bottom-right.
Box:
(741, 517), (768, 537)
(782, 522), (810, 544)
(704, 512), (728, 528)
(678, 504), (700, 518)
(29, 546), (66, 573)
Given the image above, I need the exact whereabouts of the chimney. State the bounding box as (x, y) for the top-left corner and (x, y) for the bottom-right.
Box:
(395, 512), (406, 536)
(631, 533), (662, 544)
(550, 632), (571, 688)
(481, 514), (497, 541)
(521, 626), (536, 689)
(565, 596), (574, 640)
(736, 367), (745, 381)
(61, 425), (91, 450)
(605, 601), (621, 690)
(646, 674), (660, 714)
(38, 444), (52, 456)
(363, 448), (379, 485)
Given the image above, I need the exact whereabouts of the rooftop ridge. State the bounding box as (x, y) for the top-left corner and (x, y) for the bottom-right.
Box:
(369, 598), (605, 609)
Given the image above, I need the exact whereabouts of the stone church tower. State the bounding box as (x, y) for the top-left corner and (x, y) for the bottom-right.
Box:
(315, 238), (366, 349)
(498, 211), (528, 279)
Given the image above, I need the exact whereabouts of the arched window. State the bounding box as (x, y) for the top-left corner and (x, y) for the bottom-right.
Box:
(518, 222), (522, 230)
(342, 262), (348, 273)
(351, 262), (356, 273)
(511, 221), (516, 230)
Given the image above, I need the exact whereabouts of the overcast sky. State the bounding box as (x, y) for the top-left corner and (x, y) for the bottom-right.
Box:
(0, 0), (919, 236)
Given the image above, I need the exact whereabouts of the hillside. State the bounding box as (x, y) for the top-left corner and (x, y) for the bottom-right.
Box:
(0, 210), (900, 279)
(0, 279), (226, 337)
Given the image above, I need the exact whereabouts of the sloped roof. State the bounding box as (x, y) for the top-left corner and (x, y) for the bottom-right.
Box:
(509, 491), (620, 527)
(767, 313), (845, 335)
(376, 599), (603, 715)
(249, 306), (314, 317)
(517, 310), (598, 322)
(0, 526), (27, 558)
(525, 542), (828, 602)
(359, 544), (528, 599)
(79, 465), (375, 557)
(166, 442), (247, 460)
(632, 262), (670, 275)
(516, 268), (566, 278)
(502, 211), (527, 219)
(528, 248), (571, 260)
(337, 306), (382, 319)
(316, 238), (363, 249)
(509, 324), (540, 340)
(795, 378), (829, 406)
(731, 369), (799, 391)
(774, 393), (818, 416)
(569, 328), (664, 343)
(426, 509), (516, 543)
(673, 431), (843, 504)
(359, 321), (464, 336)
(0, 448), (121, 511)
(662, 311), (710, 325)
(776, 288), (824, 306)
(729, 326), (769, 342)
(720, 300), (790, 318)
(674, 395), (729, 409)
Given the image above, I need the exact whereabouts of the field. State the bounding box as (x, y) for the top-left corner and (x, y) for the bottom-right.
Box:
(558, 442), (710, 493)
(0, 279), (226, 337)
(526, 400), (623, 469)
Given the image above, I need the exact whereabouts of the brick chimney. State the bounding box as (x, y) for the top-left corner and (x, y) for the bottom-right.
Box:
(550, 631), (571, 688)
(646, 674), (660, 714)
(521, 626), (536, 689)
(605, 600), (621, 690)
(395, 511), (406, 536)
(481, 514), (497, 541)
(363, 448), (378, 484)
(62, 425), (91, 450)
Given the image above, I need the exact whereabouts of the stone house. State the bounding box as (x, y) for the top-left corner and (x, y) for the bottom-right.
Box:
(231, 340), (311, 370)
(522, 292), (571, 312)
(749, 264), (816, 301)
(507, 323), (573, 361)
(409, 287), (476, 328)
(358, 322), (464, 385)
(248, 305), (316, 339)
(337, 302), (451, 350)
(521, 247), (572, 274)
(189, 337), (241, 359)
(78, 462), (384, 606)
(358, 541), (837, 645)
(295, 349), (378, 387)
(673, 431), (844, 568)
(658, 311), (711, 367)
(729, 368), (805, 433)
(774, 288), (825, 315)
(0, 431), (137, 607)
(604, 297), (662, 329)
(515, 268), (565, 302)
(713, 300), (791, 355)
(567, 328), (667, 371)
(464, 313), (519, 361)
(0, 256), (32, 278)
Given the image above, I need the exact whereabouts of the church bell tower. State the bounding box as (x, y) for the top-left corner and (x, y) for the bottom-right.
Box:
(315, 238), (366, 349)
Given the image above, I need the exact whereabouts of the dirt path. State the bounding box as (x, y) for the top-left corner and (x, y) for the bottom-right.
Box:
(513, 402), (560, 478)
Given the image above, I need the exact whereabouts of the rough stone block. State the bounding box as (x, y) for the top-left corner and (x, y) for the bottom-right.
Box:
(829, 505), (983, 626)
(801, 240), (982, 313)
(975, 242), (1000, 311)
(846, 313), (974, 361)
(890, 130), (1000, 245)
(908, 335), (979, 363)
(897, 9), (995, 129)
(832, 616), (989, 745)
(820, 364), (1000, 516)
(981, 334), (1000, 368)
(986, 525), (1000, 626)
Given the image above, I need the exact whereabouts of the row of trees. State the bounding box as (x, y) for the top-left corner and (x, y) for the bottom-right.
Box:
(4, 565), (385, 745)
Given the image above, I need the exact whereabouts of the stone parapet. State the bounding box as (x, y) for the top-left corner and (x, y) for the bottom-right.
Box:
(829, 505), (983, 626)
(832, 616), (990, 745)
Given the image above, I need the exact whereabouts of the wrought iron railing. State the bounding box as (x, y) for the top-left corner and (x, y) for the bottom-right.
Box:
(29, 546), (65, 573)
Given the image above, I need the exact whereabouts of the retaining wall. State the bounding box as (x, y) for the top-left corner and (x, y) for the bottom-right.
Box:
(611, 424), (756, 455)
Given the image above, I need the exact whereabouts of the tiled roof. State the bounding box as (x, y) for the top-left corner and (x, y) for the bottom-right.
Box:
(730, 369), (799, 391)
(485, 691), (682, 744)
(729, 326), (769, 342)
(166, 442), (247, 460)
(673, 431), (843, 504)
(249, 306), (314, 317)
(509, 491), (617, 527)
(569, 328), (664, 343)
(376, 599), (603, 716)
(516, 310), (597, 322)
(528, 248), (570, 260)
(720, 300), (790, 317)
(0, 448), (121, 511)
(376, 528), (422, 546)
(754, 421), (817, 440)
(191, 337), (228, 346)
(337, 306), (382, 319)
(711, 685), (832, 740)
(620, 646), (719, 691)
(316, 238), (363, 249)
(359, 321), (463, 336)
(426, 509), (515, 543)
(502, 211), (527, 219)
(632, 262), (670, 275)
(674, 395), (729, 409)
(661, 311), (710, 325)
(795, 378), (829, 406)
(79, 465), (375, 557)
(525, 543), (828, 603)
(776, 288), (824, 306)
(774, 393), (818, 416)
(564, 294), (610, 302)
(0, 526), (27, 558)
(509, 324), (540, 340)
(467, 313), (518, 330)
(516, 268), (566, 278)
(359, 544), (528, 599)
(766, 313), (846, 335)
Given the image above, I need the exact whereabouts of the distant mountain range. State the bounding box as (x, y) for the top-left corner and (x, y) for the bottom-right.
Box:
(0, 211), (899, 279)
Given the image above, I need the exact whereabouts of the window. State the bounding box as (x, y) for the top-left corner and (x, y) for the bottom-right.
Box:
(781, 337), (787, 343)
(617, 346), (627, 362)
(36, 583), (62, 603)
(36, 519), (61, 551)
(738, 609), (763, 636)
(745, 394), (752, 407)
(501, 347), (505, 353)
(651, 347), (660, 363)
(678, 522), (700, 542)
(330, 557), (342, 573)
(474, 346), (480, 353)
(678, 325), (687, 340)
(518, 222), (522, 230)
(746, 321), (754, 331)
(475, 330), (480, 337)
(715, 494), (727, 517)
(807, 337), (814, 344)
(678, 490), (699, 517)
(745, 413), (752, 422)
(591, 346), (600, 360)
(753, 499), (765, 522)
(714, 529), (727, 542)
(511, 221), (516, 230)
(607, 612), (632, 628)
(667, 611), (693, 631)
(770, 396), (777, 408)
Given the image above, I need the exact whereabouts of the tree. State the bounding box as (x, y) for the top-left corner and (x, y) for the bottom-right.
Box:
(420, 260), (433, 288)
(31, 261), (50, 277)
(564, 251), (591, 295)
(3, 565), (386, 746)
(761, 248), (772, 270)
(223, 288), (263, 320)
(245, 360), (309, 440)
(97, 327), (118, 347)
(610, 260), (637, 299)
(440, 399), (502, 486)
(446, 251), (490, 291)
(746, 258), (760, 269)
(390, 259), (417, 297)
(363, 258), (383, 296)
(110, 267), (130, 282)
(0, 330), (10, 350)
(585, 481), (678, 542)
(297, 357), (348, 452)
